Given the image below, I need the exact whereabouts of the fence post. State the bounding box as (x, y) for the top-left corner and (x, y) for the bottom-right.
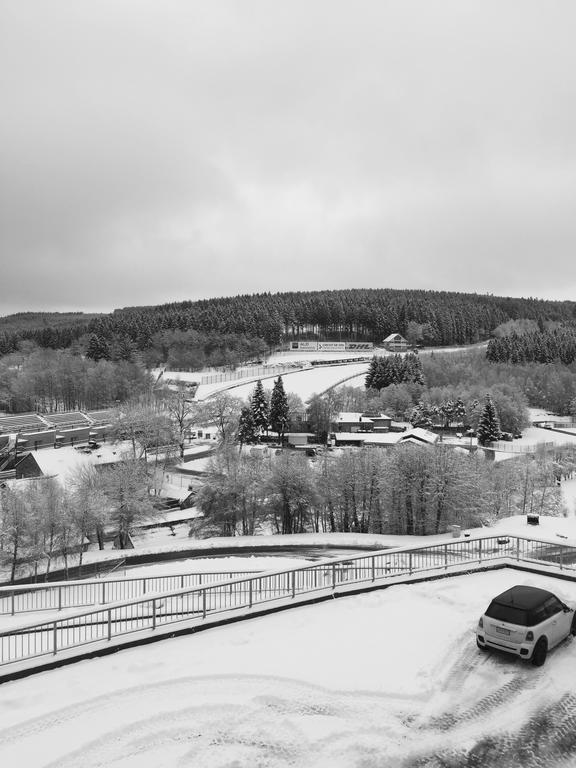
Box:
(478, 540), (482, 563)
(11, 591), (15, 616)
(559, 546), (564, 571)
(516, 538), (520, 561)
(371, 556), (375, 582)
(202, 589), (207, 618)
(58, 585), (62, 611)
(101, 581), (106, 605)
(332, 564), (336, 589)
(291, 571), (296, 599)
(152, 599), (157, 630)
(53, 622), (58, 655)
(142, 578), (146, 595)
(180, 575), (185, 589)
(408, 553), (413, 575)
(248, 581), (253, 609)
(108, 609), (112, 641)
(444, 545), (448, 570)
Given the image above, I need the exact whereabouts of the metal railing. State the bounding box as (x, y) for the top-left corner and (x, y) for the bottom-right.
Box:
(0, 570), (258, 616)
(2, 556), (127, 586)
(200, 365), (303, 385)
(2, 534), (576, 669)
(533, 420), (576, 430)
(486, 441), (557, 453)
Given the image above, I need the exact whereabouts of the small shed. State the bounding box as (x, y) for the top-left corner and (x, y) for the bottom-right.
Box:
(286, 432), (315, 447)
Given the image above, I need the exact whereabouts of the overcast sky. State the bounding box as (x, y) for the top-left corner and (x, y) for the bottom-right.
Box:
(1, 1), (575, 315)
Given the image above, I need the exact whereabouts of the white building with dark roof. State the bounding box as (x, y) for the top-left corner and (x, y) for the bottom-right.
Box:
(382, 333), (409, 352)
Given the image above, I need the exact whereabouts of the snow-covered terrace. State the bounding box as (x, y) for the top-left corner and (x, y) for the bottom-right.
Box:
(1, 567), (576, 766)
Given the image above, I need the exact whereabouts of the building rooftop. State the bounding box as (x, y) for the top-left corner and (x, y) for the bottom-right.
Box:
(383, 333), (407, 342)
(335, 412), (391, 423)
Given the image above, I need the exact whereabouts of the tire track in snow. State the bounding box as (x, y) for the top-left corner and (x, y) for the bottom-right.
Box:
(409, 694), (576, 768)
(0, 674), (413, 767)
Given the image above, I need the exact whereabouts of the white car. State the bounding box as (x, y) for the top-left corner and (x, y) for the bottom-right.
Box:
(476, 585), (576, 666)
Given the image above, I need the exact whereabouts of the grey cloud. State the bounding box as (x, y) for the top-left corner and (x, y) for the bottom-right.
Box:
(1, 0), (576, 314)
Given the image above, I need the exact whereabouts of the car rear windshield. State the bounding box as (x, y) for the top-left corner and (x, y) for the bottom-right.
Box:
(485, 601), (528, 626)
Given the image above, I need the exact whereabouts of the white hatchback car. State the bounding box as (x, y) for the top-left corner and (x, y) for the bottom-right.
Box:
(476, 585), (576, 666)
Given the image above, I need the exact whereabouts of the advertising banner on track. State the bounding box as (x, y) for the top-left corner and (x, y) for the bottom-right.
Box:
(290, 341), (319, 350)
(345, 342), (373, 350)
(317, 342), (346, 351)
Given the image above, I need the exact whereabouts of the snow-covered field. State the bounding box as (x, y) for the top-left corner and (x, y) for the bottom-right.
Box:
(2, 568), (576, 767)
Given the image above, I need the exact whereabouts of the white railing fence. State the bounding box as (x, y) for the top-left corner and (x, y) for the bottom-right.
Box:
(1, 534), (575, 670)
(0, 571), (258, 616)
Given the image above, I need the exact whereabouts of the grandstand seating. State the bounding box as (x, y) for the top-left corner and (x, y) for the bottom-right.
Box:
(43, 412), (92, 430)
(86, 410), (117, 426)
(0, 413), (49, 434)
(0, 410), (115, 441)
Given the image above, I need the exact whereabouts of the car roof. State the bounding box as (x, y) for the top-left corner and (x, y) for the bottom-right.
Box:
(491, 585), (557, 610)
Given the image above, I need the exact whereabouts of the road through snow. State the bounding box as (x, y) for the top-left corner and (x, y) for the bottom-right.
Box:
(2, 569), (576, 766)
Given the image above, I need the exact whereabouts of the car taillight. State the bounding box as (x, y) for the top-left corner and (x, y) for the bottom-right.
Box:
(526, 631), (534, 641)
(478, 617), (483, 628)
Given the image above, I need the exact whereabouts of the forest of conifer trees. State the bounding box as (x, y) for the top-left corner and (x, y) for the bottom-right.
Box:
(2, 288), (575, 359)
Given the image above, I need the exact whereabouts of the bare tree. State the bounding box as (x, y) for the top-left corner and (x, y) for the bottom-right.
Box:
(197, 392), (243, 444)
(110, 399), (174, 459)
(0, 484), (30, 582)
(68, 464), (110, 557)
(163, 386), (198, 458)
(101, 456), (157, 549)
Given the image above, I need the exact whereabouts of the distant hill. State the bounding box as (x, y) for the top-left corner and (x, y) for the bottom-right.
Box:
(0, 311), (101, 331)
(1, 289), (575, 357)
(100, 288), (576, 347)
(0, 311), (102, 353)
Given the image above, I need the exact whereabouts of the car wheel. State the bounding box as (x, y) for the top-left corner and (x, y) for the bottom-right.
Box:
(476, 638), (487, 651)
(571, 615), (576, 637)
(532, 637), (548, 667)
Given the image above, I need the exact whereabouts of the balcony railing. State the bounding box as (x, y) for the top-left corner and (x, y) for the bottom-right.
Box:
(2, 534), (575, 671)
(0, 570), (257, 616)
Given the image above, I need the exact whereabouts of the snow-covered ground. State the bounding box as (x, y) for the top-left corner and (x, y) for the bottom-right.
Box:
(28, 441), (207, 484)
(266, 348), (387, 364)
(194, 361), (371, 402)
(1, 568), (576, 767)
(122, 555), (312, 579)
(562, 478), (576, 514)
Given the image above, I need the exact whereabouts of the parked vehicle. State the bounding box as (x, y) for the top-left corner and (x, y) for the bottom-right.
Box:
(476, 585), (576, 666)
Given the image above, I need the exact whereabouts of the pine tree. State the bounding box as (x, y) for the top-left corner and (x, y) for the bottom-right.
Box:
(477, 395), (501, 446)
(269, 376), (289, 442)
(440, 399), (455, 428)
(409, 402), (434, 429)
(365, 357), (377, 389)
(250, 380), (269, 441)
(85, 334), (110, 361)
(404, 351), (424, 385)
(454, 397), (467, 426)
(237, 406), (257, 448)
